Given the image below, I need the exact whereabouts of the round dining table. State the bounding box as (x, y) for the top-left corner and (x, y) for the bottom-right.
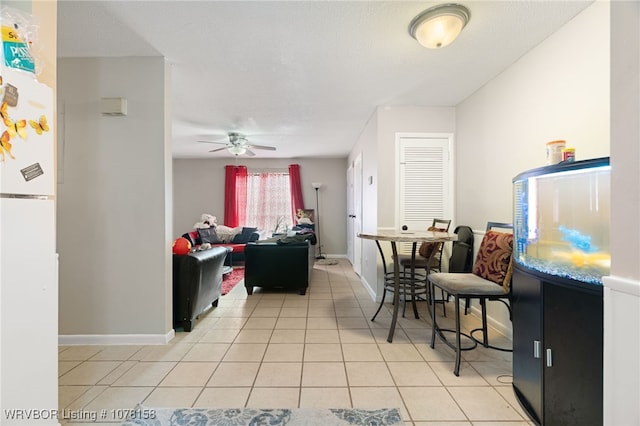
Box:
(358, 229), (458, 342)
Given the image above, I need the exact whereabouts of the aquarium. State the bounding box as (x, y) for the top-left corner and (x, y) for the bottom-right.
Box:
(513, 157), (610, 285)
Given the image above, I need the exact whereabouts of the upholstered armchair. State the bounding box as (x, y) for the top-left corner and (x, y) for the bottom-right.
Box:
(244, 238), (314, 295)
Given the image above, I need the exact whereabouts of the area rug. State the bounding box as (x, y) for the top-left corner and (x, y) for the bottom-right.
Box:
(222, 267), (244, 295)
(317, 258), (339, 265)
(122, 406), (404, 426)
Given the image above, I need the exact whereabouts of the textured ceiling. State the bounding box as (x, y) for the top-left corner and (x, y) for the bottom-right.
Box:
(57, 1), (592, 159)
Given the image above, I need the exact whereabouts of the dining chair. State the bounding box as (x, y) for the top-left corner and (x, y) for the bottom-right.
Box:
(394, 219), (452, 318)
(369, 240), (430, 321)
(398, 219), (452, 271)
(430, 224), (475, 317)
(428, 221), (514, 375)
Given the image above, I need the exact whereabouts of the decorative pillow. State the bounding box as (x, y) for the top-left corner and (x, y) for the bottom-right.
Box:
(472, 230), (514, 287)
(197, 227), (221, 244)
(418, 226), (447, 258)
(232, 227), (258, 244)
(215, 225), (243, 242)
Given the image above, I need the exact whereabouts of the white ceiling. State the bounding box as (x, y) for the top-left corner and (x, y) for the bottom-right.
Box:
(57, 1), (592, 159)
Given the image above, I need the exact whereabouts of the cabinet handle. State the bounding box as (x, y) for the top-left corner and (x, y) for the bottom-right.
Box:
(533, 340), (541, 359)
(546, 348), (553, 367)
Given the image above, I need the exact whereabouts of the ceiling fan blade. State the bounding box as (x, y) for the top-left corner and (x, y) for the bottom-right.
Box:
(198, 139), (228, 145)
(245, 148), (256, 157)
(248, 144), (276, 151)
(208, 146), (228, 153)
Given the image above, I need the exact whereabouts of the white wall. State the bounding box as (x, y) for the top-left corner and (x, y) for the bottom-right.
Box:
(454, 2), (610, 336)
(456, 2), (610, 231)
(57, 57), (173, 340)
(604, 1), (640, 424)
(173, 157), (348, 256)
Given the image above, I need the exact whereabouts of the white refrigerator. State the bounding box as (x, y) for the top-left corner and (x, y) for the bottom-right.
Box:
(0, 63), (58, 423)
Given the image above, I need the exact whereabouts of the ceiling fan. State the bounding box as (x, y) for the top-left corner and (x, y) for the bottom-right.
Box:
(198, 132), (276, 157)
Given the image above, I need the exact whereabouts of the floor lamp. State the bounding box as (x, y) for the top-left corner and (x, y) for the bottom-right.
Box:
(312, 182), (325, 259)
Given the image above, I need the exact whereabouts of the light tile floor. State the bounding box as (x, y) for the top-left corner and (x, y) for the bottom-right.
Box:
(58, 259), (533, 425)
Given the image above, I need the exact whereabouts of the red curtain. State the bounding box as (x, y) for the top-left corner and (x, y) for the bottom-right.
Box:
(288, 164), (304, 222)
(224, 165), (247, 227)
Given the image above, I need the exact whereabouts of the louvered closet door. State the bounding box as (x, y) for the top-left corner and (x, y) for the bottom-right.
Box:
(397, 135), (452, 255)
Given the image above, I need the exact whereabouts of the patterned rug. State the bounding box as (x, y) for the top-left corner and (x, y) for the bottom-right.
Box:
(222, 267), (244, 295)
(121, 406), (405, 425)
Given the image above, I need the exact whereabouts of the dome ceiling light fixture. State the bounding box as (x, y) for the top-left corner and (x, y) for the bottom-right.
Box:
(227, 144), (247, 156)
(409, 3), (470, 49)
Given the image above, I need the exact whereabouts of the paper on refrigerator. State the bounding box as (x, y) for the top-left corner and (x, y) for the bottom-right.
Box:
(0, 67), (54, 196)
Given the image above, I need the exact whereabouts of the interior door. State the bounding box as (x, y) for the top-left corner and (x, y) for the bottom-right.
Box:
(352, 154), (363, 276)
(347, 164), (354, 265)
(396, 134), (452, 254)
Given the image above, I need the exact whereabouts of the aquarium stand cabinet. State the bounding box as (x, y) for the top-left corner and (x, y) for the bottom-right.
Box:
(511, 157), (608, 425)
(512, 265), (603, 425)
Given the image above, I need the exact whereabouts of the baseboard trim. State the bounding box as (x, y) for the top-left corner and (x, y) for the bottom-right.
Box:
(359, 275), (377, 302)
(59, 329), (175, 346)
(467, 304), (513, 340)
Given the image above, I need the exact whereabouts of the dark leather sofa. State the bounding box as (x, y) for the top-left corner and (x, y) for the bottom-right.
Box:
(244, 240), (314, 295)
(172, 246), (228, 331)
(182, 228), (260, 263)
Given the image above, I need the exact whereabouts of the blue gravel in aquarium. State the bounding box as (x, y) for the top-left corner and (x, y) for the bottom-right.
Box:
(516, 256), (604, 285)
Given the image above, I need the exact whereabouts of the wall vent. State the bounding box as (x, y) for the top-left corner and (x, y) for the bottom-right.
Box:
(100, 97), (127, 116)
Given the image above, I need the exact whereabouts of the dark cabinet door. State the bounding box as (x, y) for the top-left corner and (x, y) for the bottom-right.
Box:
(543, 283), (603, 426)
(512, 267), (543, 424)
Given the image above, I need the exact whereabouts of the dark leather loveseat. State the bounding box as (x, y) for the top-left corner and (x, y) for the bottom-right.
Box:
(172, 246), (228, 331)
(244, 239), (315, 295)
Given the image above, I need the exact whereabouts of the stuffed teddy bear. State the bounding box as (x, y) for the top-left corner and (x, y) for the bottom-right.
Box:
(193, 213), (217, 229)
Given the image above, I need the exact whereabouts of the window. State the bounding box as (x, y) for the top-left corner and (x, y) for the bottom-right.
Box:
(224, 164), (303, 230)
(246, 170), (293, 233)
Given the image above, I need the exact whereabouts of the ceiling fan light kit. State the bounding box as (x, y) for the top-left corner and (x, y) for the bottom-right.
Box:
(409, 3), (470, 49)
(227, 145), (247, 156)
